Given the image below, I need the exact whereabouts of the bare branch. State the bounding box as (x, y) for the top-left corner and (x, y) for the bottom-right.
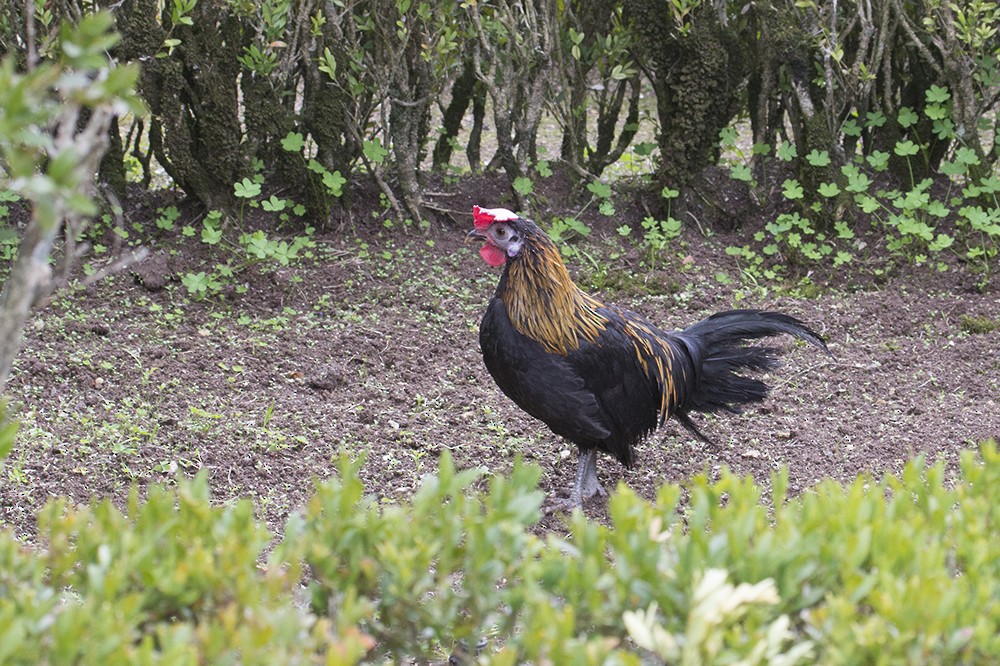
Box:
(889, 0), (946, 80)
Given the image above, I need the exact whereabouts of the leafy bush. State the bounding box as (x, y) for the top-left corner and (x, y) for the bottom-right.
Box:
(3, 438), (1000, 663)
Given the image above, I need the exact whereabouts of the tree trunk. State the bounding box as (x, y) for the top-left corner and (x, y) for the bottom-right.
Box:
(625, 0), (748, 189)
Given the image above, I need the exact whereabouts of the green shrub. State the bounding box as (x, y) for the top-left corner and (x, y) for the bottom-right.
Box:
(2, 444), (1000, 663)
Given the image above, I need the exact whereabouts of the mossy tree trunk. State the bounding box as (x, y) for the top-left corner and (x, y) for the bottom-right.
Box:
(624, 0), (748, 190)
(383, 11), (435, 222)
(242, 73), (297, 193)
(116, 0), (248, 212)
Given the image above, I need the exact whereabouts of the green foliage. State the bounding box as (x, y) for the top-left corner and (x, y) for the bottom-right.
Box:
(280, 132), (349, 207)
(181, 222), (316, 301)
(0, 473), (364, 663)
(5, 444), (1000, 662)
(0, 190), (20, 271)
(281, 452), (544, 660)
(9, 1), (998, 292)
(0, 12), (140, 227)
(179, 187), (315, 300)
(718, 81), (999, 285)
(362, 138), (388, 167)
(631, 186), (682, 271)
(155, 205), (180, 231)
(547, 216), (592, 244)
(512, 176), (534, 197)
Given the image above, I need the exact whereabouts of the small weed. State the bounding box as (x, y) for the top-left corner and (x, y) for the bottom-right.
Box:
(155, 205), (180, 231)
(960, 314), (1000, 335)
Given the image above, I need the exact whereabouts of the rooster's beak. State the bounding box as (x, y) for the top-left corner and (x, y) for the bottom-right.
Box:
(465, 228), (486, 243)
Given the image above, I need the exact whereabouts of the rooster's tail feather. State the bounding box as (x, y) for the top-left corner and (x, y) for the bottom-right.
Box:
(676, 309), (829, 419)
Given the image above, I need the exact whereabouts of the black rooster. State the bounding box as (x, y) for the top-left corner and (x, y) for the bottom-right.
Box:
(468, 205), (830, 511)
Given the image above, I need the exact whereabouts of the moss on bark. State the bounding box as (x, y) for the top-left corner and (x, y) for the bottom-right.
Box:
(624, 0), (747, 189)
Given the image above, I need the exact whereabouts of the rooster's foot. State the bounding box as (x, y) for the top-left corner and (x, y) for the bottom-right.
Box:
(543, 449), (606, 514)
(542, 495), (583, 515)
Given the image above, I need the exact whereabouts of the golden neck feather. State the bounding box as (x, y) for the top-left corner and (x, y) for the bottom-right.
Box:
(498, 234), (608, 356)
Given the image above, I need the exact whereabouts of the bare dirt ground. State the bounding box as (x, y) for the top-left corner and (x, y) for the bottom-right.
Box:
(2, 174), (999, 540)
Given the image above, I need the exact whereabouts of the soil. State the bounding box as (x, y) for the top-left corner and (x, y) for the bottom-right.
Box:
(2, 174), (999, 542)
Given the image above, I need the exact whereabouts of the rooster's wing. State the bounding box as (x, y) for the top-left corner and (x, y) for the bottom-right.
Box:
(480, 298), (612, 446)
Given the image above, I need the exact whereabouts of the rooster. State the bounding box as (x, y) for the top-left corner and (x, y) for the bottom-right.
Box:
(467, 205), (830, 511)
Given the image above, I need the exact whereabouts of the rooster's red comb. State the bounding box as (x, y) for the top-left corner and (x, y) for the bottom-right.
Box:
(473, 205), (519, 229)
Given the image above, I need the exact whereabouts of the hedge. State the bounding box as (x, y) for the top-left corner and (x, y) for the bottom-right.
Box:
(2, 420), (998, 663)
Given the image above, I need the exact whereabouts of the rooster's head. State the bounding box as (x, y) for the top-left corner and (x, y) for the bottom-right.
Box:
(467, 205), (535, 267)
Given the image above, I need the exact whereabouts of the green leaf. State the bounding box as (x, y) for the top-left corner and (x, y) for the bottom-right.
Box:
(893, 140), (920, 157)
(261, 195), (287, 212)
(587, 180), (612, 199)
(565, 217), (591, 236)
(610, 64), (632, 80)
(281, 132), (305, 153)
(926, 200), (949, 218)
(866, 111), (887, 128)
(939, 160), (966, 177)
(781, 179), (804, 200)
(926, 84), (951, 104)
(513, 176), (534, 196)
(866, 150), (890, 172)
(954, 147), (980, 166)
(776, 142), (797, 161)
(806, 150), (831, 167)
(729, 164), (753, 182)
(322, 170), (347, 197)
(932, 118), (956, 140)
(929, 233), (954, 251)
(897, 106), (918, 128)
(363, 138), (388, 165)
(633, 141), (655, 157)
(201, 224), (222, 245)
(182, 271), (209, 295)
(924, 103), (948, 120)
(979, 175), (1000, 194)
(856, 194), (880, 213)
(841, 119), (862, 137)
(234, 178), (261, 199)
(834, 221), (855, 239)
(818, 182), (841, 197)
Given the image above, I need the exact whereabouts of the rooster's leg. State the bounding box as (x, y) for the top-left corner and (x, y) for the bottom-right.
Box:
(579, 448), (607, 500)
(544, 448), (606, 514)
